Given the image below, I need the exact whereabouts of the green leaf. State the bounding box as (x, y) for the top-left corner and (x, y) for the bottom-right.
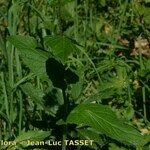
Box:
(77, 128), (104, 148)
(20, 83), (44, 109)
(8, 35), (49, 78)
(67, 103), (146, 147)
(109, 143), (126, 150)
(48, 0), (74, 6)
(8, 35), (37, 50)
(99, 0), (106, 7)
(71, 81), (83, 100)
(3, 130), (50, 150)
(137, 5), (150, 24)
(44, 35), (79, 62)
(15, 130), (50, 143)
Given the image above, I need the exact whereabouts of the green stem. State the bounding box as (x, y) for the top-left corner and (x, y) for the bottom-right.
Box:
(115, 0), (128, 43)
(7, 36), (14, 127)
(142, 87), (147, 120)
(1, 72), (10, 121)
(139, 47), (146, 120)
(0, 118), (2, 140)
(79, 46), (101, 83)
(74, 0), (79, 40)
(15, 49), (23, 135)
(62, 88), (68, 150)
(12, 73), (34, 91)
(1, 72), (12, 135)
(84, 0), (89, 46)
(127, 83), (132, 104)
(62, 132), (67, 150)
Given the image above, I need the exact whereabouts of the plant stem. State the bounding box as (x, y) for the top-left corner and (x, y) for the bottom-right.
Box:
(62, 131), (67, 150)
(1, 72), (10, 121)
(139, 46), (147, 120)
(0, 72), (12, 134)
(15, 49), (23, 135)
(74, 0), (79, 40)
(62, 88), (68, 150)
(142, 87), (147, 120)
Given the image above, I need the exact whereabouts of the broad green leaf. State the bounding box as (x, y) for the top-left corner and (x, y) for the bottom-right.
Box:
(15, 130), (50, 143)
(77, 128), (104, 149)
(8, 35), (37, 50)
(3, 130), (51, 150)
(8, 35), (49, 78)
(67, 103), (146, 147)
(20, 83), (44, 109)
(44, 35), (79, 62)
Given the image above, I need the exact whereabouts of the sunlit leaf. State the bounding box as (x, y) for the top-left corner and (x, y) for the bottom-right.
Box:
(8, 35), (49, 78)
(20, 83), (45, 109)
(67, 103), (146, 146)
(3, 131), (51, 150)
(44, 35), (79, 62)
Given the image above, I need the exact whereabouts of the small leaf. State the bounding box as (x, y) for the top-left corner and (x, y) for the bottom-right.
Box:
(67, 103), (146, 147)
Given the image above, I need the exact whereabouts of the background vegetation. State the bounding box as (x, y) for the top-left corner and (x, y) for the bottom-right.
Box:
(0, 0), (150, 149)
